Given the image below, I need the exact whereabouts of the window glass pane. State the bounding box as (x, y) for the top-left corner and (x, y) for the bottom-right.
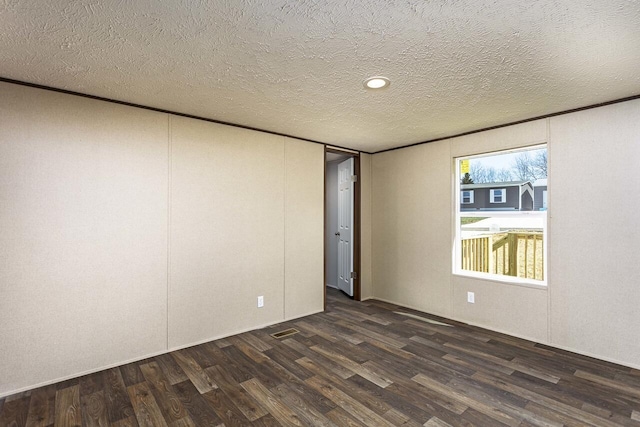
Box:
(456, 146), (547, 283)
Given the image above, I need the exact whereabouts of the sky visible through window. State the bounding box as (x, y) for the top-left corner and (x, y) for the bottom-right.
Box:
(461, 146), (547, 184)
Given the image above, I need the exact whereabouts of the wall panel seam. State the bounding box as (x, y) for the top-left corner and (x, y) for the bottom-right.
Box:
(283, 138), (287, 319)
(546, 117), (552, 345)
(368, 155), (373, 299)
(167, 114), (172, 350)
(449, 141), (455, 317)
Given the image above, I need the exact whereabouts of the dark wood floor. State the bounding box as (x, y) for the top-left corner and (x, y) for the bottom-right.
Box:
(2, 288), (640, 427)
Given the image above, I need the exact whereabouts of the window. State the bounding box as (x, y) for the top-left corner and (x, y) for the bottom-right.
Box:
(455, 145), (547, 284)
(490, 188), (506, 203)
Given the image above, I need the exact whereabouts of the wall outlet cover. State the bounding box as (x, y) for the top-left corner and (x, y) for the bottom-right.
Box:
(467, 292), (475, 304)
(257, 295), (264, 308)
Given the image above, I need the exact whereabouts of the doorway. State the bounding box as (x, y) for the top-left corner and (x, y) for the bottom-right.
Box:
(325, 147), (361, 307)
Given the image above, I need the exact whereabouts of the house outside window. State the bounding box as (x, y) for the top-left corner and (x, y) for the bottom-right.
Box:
(490, 188), (506, 203)
(461, 190), (474, 204)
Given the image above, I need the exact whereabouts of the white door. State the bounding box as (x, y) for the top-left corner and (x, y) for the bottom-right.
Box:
(337, 158), (354, 296)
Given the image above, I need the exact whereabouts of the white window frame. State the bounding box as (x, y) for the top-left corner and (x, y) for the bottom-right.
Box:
(461, 190), (474, 204)
(454, 147), (547, 286)
(490, 188), (506, 203)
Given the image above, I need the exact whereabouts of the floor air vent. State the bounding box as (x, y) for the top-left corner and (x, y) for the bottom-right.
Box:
(270, 328), (300, 339)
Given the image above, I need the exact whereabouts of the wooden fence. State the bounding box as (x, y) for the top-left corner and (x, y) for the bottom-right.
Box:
(461, 232), (543, 280)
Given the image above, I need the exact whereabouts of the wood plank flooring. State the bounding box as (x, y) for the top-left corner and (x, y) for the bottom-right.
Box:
(2, 288), (640, 426)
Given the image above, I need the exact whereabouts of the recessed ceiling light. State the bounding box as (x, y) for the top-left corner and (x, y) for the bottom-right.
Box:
(363, 76), (390, 90)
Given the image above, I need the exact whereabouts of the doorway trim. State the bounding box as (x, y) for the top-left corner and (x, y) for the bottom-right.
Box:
(324, 146), (361, 309)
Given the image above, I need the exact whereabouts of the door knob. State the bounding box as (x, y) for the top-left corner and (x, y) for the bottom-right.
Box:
(335, 232), (340, 236)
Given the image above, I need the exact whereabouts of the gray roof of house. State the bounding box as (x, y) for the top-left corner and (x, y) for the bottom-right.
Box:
(461, 181), (532, 190)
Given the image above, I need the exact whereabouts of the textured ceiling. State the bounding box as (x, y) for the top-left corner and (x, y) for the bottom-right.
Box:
(1, 0), (639, 153)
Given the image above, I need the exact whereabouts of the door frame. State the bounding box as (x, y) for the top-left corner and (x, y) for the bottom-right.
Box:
(324, 146), (361, 309)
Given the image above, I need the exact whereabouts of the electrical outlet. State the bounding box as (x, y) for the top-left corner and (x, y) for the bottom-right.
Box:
(467, 292), (475, 304)
(257, 296), (264, 308)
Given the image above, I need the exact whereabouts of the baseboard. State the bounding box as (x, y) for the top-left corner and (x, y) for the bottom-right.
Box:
(0, 309), (324, 399)
(0, 348), (169, 399)
(326, 283), (338, 289)
(541, 342), (640, 371)
(7, 296), (636, 398)
(168, 309), (324, 353)
(456, 317), (640, 371)
(370, 296), (452, 321)
(368, 296), (640, 371)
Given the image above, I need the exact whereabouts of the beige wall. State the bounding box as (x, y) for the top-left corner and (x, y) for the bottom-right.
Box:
(0, 83), (169, 396)
(372, 141), (452, 317)
(0, 82), (324, 397)
(168, 117), (286, 348)
(548, 99), (640, 366)
(360, 153), (373, 300)
(370, 105), (640, 368)
(452, 276), (548, 342)
(284, 137), (324, 319)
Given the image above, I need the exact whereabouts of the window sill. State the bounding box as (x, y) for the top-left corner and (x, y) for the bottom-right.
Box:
(452, 271), (548, 290)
